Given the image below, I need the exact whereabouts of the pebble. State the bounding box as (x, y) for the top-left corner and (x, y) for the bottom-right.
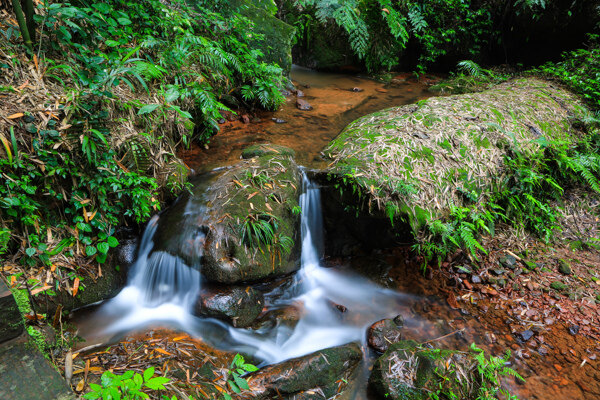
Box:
(272, 118), (287, 124)
(472, 275), (482, 284)
(351, 87), (363, 92)
(568, 325), (580, 335)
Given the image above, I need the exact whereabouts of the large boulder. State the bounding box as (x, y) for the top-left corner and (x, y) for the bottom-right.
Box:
(243, 342), (362, 399)
(152, 145), (302, 284)
(229, 0), (295, 73)
(324, 78), (586, 235)
(370, 340), (480, 400)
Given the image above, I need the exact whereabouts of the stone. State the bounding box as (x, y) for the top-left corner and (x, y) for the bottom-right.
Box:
(194, 285), (264, 328)
(228, 0), (295, 73)
(369, 340), (481, 400)
(471, 275), (482, 284)
(151, 148), (302, 284)
(296, 98), (313, 111)
(367, 315), (404, 353)
(244, 343), (362, 399)
(272, 118), (287, 124)
(241, 143), (296, 159)
(568, 325), (580, 335)
(499, 254), (517, 270)
(0, 337), (75, 399)
(558, 259), (572, 275)
(550, 281), (568, 291)
(0, 280), (23, 343)
(517, 330), (534, 342)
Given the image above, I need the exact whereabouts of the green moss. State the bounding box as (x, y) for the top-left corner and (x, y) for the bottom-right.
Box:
(550, 281), (568, 291)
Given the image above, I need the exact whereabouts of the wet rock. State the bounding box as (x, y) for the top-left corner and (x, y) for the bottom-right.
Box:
(517, 330), (534, 342)
(296, 98), (313, 111)
(492, 268), (506, 276)
(241, 114), (250, 124)
(367, 315), (404, 353)
(0, 338), (76, 399)
(272, 118), (287, 124)
(568, 325), (580, 335)
(241, 143), (296, 159)
(0, 280), (23, 343)
(194, 285), (263, 328)
(471, 275), (482, 284)
(218, 118), (226, 124)
(244, 343), (362, 399)
(296, 90), (305, 97)
(370, 340), (481, 400)
(558, 259), (572, 275)
(351, 87), (363, 92)
(152, 147), (301, 284)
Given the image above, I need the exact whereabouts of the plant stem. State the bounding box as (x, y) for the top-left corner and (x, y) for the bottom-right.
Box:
(11, 0), (33, 53)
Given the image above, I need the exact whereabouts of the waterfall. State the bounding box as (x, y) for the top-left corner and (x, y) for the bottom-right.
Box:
(85, 171), (410, 367)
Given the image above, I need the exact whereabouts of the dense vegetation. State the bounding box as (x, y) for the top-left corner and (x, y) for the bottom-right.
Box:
(0, 0), (288, 290)
(281, 0), (598, 72)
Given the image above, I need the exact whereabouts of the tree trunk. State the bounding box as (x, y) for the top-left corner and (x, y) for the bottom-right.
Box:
(11, 0), (32, 53)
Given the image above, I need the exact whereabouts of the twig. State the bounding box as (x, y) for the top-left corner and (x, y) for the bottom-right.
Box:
(423, 328), (465, 345)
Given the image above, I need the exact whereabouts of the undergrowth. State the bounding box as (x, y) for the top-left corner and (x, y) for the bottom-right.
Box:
(0, 0), (288, 290)
(415, 124), (600, 264)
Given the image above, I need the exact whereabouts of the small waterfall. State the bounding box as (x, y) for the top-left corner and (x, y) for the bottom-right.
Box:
(85, 171), (410, 370)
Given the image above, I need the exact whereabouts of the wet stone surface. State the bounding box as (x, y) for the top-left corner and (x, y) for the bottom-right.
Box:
(194, 285), (264, 328)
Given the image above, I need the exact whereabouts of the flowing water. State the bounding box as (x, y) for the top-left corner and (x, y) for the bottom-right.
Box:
(80, 172), (418, 371)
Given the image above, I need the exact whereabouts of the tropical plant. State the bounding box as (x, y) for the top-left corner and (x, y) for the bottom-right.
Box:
(83, 367), (172, 400)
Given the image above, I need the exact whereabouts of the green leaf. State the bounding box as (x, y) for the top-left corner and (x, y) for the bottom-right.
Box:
(234, 375), (249, 390)
(25, 247), (36, 257)
(138, 104), (160, 115)
(107, 236), (119, 247)
(117, 17), (132, 25)
(86, 245), (97, 256)
(243, 363), (258, 372)
(145, 376), (170, 390)
(228, 380), (240, 393)
(105, 40), (120, 47)
(143, 367), (154, 382)
(97, 242), (109, 254)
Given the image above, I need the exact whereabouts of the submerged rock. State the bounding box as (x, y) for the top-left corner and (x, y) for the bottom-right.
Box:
(152, 145), (301, 284)
(367, 315), (404, 353)
(370, 340), (482, 400)
(194, 285), (264, 328)
(296, 98), (313, 111)
(244, 343), (362, 399)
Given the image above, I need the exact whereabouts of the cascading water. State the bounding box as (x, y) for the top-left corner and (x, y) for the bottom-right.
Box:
(82, 171), (413, 369)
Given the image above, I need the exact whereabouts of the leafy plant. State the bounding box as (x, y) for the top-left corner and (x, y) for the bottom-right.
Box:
(83, 367), (172, 400)
(223, 354), (258, 400)
(469, 343), (524, 400)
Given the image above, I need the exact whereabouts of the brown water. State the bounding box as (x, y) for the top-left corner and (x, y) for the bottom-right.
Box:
(181, 67), (436, 172)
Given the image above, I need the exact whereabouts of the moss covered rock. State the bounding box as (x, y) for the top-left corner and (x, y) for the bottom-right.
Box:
(325, 78), (586, 234)
(152, 147), (301, 284)
(369, 340), (481, 400)
(230, 0), (295, 73)
(194, 285), (264, 328)
(243, 342), (362, 399)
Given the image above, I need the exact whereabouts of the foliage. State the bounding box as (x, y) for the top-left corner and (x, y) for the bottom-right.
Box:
(83, 367), (173, 400)
(290, 0), (492, 72)
(1, 0), (288, 278)
(534, 34), (600, 111)
(415, 129), (600, 264)
(223, 354), (258, 399)
(239, 212), (294, 265)
(430, 60), (512, 94)
(469, 344), (523, 400)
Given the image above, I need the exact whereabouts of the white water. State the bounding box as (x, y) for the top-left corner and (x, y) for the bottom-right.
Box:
(82, 172), (412, 365)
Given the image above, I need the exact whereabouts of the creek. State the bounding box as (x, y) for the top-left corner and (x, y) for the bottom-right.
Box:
(74, 68), (524, 398)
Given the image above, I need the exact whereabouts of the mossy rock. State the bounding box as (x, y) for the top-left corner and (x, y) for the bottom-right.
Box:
(152, 147), (301, 284)
(242, 143), (296, 159)
(324, 78), (586, 235)
(244, 343), (362, 399)
(369, 340), (481, 400)
(194, 285), (264, 328)
(229, 0), (295, 73)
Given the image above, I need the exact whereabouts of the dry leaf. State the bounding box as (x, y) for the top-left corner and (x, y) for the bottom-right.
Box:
(75, 378), (85, 392)
(72, 277), (80, 297)
(7, 112), (24, 119)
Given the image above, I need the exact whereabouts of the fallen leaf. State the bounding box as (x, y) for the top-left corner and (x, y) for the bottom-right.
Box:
(30, 285), (52, 296)
(72, 277), (80, 297)
(7, 112), (24, 119)
(446, 295), (459, 309)
(75, 378), (85, 392)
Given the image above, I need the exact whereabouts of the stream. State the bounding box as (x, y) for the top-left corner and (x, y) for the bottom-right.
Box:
(74, 68), (547, 399)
